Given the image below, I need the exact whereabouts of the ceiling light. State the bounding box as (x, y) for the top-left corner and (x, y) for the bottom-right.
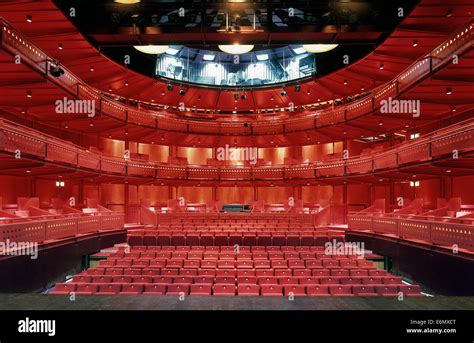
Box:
(218, 44), (254, 54)
(302, 44), (338, 53)
(49, 64), (65, 78)
(256, 54), (269, 61)
(203, 54), (215, 61)
(166, 47), (180, 55)
(292, 47), (306, 55)
(114, 0), (141, 4)
(134, 45), (169, 55)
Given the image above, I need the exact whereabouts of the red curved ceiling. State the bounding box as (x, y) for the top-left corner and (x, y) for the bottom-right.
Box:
(0, 0), (472, 113)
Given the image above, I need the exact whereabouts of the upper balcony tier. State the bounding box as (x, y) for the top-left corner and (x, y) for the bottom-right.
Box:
(0, 117), (473, 186)
(0, 17), (472, 147)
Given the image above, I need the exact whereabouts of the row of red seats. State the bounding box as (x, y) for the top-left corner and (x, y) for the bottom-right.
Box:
(83, 267), (388, 277)
(52, 283), (422, 296)
(97, 258), (373, 269)
(108, 252), (361, 259)
(155, 225), (316, 229)
(119, 245), (329, 252)
(128, 232), (344, 246)
(71, 275), (404, 286)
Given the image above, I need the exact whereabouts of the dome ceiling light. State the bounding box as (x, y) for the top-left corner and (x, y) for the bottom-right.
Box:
(302, 44), (339, 53)
(134, 45), (169, 54)
(218, 44), (254, 55)
(114, 0), (141, 4)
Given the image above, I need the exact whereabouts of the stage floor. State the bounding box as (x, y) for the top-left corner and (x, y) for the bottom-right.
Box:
(1, 294), (473, 311)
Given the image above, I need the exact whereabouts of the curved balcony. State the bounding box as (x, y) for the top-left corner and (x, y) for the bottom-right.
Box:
(0, 18), (472, 137)
(0, 118), (472, 184)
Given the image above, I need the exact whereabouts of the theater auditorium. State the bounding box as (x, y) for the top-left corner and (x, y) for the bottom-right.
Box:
(0, 0), (473, 313)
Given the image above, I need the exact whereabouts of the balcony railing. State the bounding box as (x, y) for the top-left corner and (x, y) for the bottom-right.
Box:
(347, 213), (474, 251)
(0, 118), (473, 182)
(0, 212), (124, 244)
(0, 18), (472, 136)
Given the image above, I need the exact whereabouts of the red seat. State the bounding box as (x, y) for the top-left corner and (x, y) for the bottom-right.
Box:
(166, 284), (190, 295)
(190, 284), (212, 295)
(243, 234), (257, 246)
(185, 234), (200, 246)
(399, 285), (423, 296)
(72, 275), (92, 283)
(215, 276), (235, 285)
(98, 284), (121, 294)
(352, 285), (377, 296)
(257, 234), (271, 246)
(157, 233), (171, 246)
(329, 285), (354, 296)
(76, 284), (98, 294)
(237, 276), (258, 285)
(362, 277), (383, 285)
(284, 285), (306, 296)
(383, 276), (403, 285)
(213, 284), (236, 296)
(340, 277), (362, 285)
(237, 284), (260, 296)
(375, 285), (398, 296)
(279, 277), (299, 286)
(143, 284), (166, 295)
(120, 284), (144, 294)
(307, 285), (330, 296)
(52, 283), (76, 294)
(257, 277), (278, 285)
(171, 234), (186, 246)
(261, 285), (283, 296)
(143, 235), (157, 246)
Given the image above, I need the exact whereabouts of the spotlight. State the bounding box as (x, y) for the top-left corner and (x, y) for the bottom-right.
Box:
(280, 89), (287, 97)
(179, 89), (186, 96)
(294, 85), (301, 92)
(167, 84), (174, 91)
(49, 63), (65, 78)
